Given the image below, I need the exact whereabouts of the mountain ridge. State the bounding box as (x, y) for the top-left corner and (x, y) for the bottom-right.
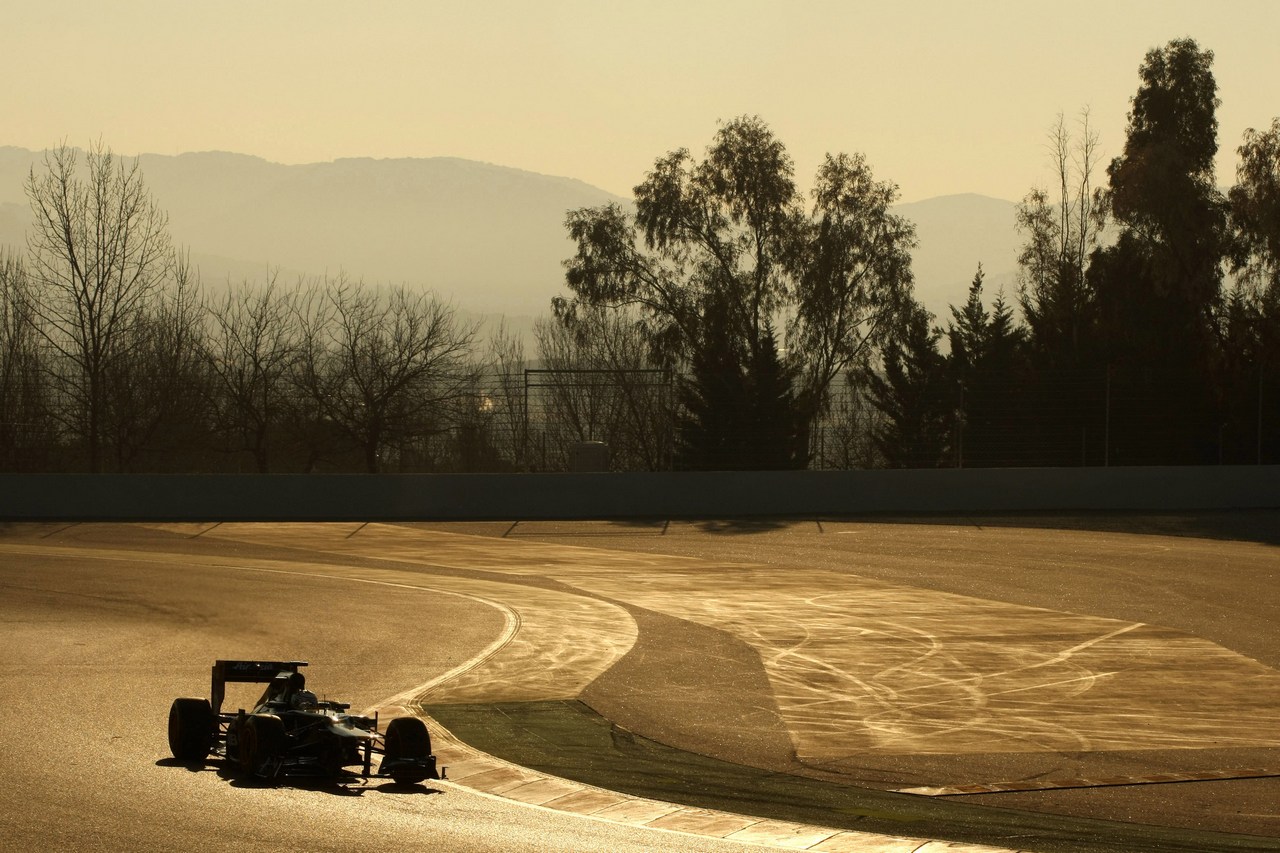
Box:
(0, 146), (1021, 321)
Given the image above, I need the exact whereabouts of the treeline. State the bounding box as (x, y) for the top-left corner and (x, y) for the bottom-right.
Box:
(2, 38), (1277, 473)
(0, 142), (619, 473)
(557, 37), (1280, 469)
(0, 142), (682, 474)
(864, 38), (1280, 467)
(0, 207), (677, 474)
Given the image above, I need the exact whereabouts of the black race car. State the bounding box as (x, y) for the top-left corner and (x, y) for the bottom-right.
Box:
(167, 659), (441, 784)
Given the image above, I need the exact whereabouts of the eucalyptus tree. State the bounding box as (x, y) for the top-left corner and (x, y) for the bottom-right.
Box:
(1093, 38), (1228, 368)
(559, 116), (915, 469)
(1223, 119), (1280, 461)
(1229, 119), (1280, 297)
(1089, 38), (1229, 462)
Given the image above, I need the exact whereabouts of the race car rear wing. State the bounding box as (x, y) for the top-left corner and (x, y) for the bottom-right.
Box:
(211, 659), (308, 715)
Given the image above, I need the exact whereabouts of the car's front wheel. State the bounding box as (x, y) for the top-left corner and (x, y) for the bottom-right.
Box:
(238, 714), (286, 776)
(383, 717), (434, 784)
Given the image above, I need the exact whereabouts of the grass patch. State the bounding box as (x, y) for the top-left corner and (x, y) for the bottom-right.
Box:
(425, 700), (1276, 853)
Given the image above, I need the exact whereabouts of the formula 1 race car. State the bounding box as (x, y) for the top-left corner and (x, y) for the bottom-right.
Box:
(167, 660), (440, 784)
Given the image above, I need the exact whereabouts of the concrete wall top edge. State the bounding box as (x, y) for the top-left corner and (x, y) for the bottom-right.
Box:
(0, 467), (1277, 521)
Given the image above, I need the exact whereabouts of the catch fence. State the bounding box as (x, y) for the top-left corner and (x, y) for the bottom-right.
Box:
(2, 366), (1276, 472)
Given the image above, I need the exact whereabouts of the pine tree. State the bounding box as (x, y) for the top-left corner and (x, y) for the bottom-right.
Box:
(746, 322), (806, 469)
(675, 299), (749, 470)
(948, 266), (990, 377)
(946, 266), (1029, 466)
(675, 313), (805, 470)
(866, 300), (949, 467)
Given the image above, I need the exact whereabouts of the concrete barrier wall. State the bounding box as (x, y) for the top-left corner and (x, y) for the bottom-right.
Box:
(1, 467), (1277, 521)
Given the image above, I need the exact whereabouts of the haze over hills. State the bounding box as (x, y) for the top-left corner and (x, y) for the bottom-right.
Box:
(0, 146), (1022, 325)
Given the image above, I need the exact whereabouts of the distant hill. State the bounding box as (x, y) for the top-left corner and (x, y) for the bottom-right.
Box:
(0, 146), (1022, 325)
(895, 193), (1021, 322)
(0, 148), (628, 319)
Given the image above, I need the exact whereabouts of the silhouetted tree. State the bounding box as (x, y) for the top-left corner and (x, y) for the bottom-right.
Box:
(446, 374), (508, 473)
(535, 306), (672, 471)
(1098, 38), (1228, 359)
(864, 299), (948, 467)
(483, 320), (531, 470)
(103, 256), (208, 470)
(1013, 113), (1112, 465)
(1216, 285), (1277, 462)
(747, 320), (806, 468)
(675, 294), (750, 470)
(293, 276), (479, 473)
(0, 252), (52, 470)
(1091, 38), (1229, 463)
(1229, 119), (1280, 295)
(946, 267), (1028, 465)
(1222, 119), (1280, 462)
(947, 267), (991, 376)
(24, 143), (182, 471)
(1017, 111), (1107, 369)
(675, 301), (801, 470)
(204, 275), (301, 472)
(560, 116), (914, 469)
(816, 376), (882, 470)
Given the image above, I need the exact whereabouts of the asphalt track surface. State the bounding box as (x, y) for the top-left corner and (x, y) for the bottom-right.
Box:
(2, 515), (1278, 852)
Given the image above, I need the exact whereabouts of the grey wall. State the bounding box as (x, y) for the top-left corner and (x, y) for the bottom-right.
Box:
(1, 467), (1277, 521)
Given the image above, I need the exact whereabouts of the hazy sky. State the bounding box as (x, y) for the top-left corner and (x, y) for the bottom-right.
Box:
(5, 1), (1278, 203)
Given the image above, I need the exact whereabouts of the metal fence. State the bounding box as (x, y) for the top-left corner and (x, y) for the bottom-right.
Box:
(811, 366), (1280, 470)
(3, 366), (1276, 472)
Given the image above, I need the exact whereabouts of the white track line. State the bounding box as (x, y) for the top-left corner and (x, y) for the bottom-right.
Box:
(0, 544), (523, 719)
(198, 561), (524, 718)
(900, 767), (1280, 796)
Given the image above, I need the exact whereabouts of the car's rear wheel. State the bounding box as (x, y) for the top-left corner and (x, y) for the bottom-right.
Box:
(383, 717), (433, 784)
(168, 697), (214, 762)
(238, 714), (286, 776)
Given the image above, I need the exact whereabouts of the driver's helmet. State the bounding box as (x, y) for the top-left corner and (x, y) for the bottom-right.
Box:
(291, 689), (319, 710)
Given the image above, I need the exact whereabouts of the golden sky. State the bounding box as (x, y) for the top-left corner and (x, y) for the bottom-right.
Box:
(5, 0), (1278, 202)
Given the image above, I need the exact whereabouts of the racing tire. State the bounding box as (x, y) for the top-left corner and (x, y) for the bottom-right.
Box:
(168, 697), (214, 762)
(238, 714), (286, 776)
(383, 717), (433, 784)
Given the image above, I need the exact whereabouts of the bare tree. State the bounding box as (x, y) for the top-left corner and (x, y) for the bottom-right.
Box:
(483, 320), (530, 469)
(24, 143), (176, 471)
(0, 251), (51, 469)
(204, 273), (301, 472)
(533, 306), (672, 470)
(103, 255), (208, 470)
(1016, 111), (1109, 367)
(293, 276), (479, 473)
(579, 308), (673, 470)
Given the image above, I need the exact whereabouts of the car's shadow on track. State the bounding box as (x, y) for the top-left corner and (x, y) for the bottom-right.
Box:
(367, 781), (442, 795)
(154, 757), (443, 797)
